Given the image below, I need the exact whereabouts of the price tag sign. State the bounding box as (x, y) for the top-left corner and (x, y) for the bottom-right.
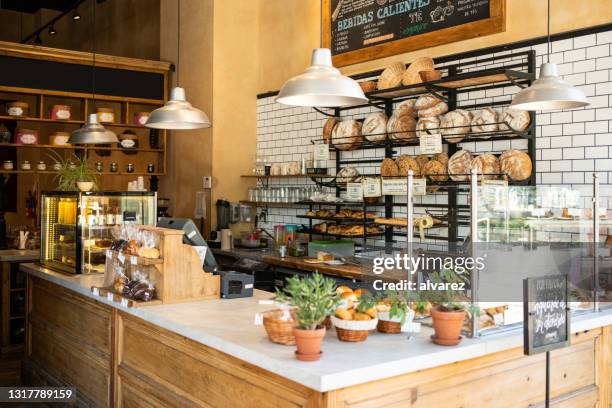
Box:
(346, 182), (363, 201)
(118, 253), (125, 264)
(381, 178), (408, 195)
(131, 256), (138, 265)
(92, 288), (100, 296)
(413, 178), (426, 196)
(258, 299), (274, 305)
(120, 298), (129, 307)
(419, 133), (442, 155)
(313, 143), (330, 161)
(361, 178), (381, 197)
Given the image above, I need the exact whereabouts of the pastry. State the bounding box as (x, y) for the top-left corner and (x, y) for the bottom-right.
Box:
(323, 117), (339, 144)
(500, 149), (532, 181)
(448, 149), (474, 181)
(396, 99), (417, 118)
(472, 153), (500, 181)
(378, 62), (405, 90)
(335, 308), (353, 320)
(380, 158), (401, 177)
(432, 152), (449, 167)
(314, 223), (328, 233)
(317, 251), (334, 261)
(363, 112), (388, 142)
(422, 159), (449, 182)
(387, 112), (417, 140)
(354, 312), (372, 321)
(440, 109), (472, 143)
(396, 155), (421, 176)
(332, 120), (363, 151)
(501, 109), (531, 132)
(471, 107), (498, 136)
(126, 239), (141, 255)
(359, 80), (377, 93)
(336, 167), (360, 183)
(416, 116), (440, 138)
(402, 57), (435, 86)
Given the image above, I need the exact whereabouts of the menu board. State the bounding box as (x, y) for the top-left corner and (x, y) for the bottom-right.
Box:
(523, 276), (570, 355)
(323, 0), (506, 66)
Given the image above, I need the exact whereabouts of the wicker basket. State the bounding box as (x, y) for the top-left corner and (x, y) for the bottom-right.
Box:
(331, 316), (378, 343)
(377, 319), (401, 334)
(335, 327), (370, 342)
(263, 309), (297, 345)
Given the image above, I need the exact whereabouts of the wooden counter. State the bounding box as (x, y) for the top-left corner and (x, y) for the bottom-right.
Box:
(20, 263), (612, 407)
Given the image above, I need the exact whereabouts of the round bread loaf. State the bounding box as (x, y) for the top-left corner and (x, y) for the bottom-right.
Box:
(336, 167), (360, 183)
(448, 149), (474, 181)
(501, 109), (531, 132)
(387, 112), (417, 140)
(363, 112), (388, 142)
(440, 109), (472, 143)
(500, 149), (532, 181)
(332, 120), (363, 151)
(378, 62), (405, 90)
(415, 154), (430, 169)
(416, 116), (440, 138)
(396, 155), (421, 176)
(471, 107), (498, 136)
(422, 160), (449, 182)
(432, 152), (449, 167)
(471, 153), (500, 181)
(418, 100), (448, 118)
(414, 95), (440, 110)
(402, 57), (435, 86)
(396, 99), (417, 118)
(323, 117), (339, 144)
(380, 158), (400, 177)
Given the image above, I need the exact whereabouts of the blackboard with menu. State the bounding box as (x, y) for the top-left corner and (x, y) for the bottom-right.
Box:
(523, 275), (570, 355)
(323, 0), (506, 66)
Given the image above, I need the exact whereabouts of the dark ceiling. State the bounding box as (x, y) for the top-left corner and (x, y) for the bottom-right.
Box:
(0, 0), (78, 14)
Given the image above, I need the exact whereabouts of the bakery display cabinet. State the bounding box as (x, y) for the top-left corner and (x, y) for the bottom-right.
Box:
(40, 191), (156, 274)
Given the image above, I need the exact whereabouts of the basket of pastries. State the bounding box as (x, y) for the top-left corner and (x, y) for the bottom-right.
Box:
(263, 308), (298, 345)
(331, 286), (378, 342)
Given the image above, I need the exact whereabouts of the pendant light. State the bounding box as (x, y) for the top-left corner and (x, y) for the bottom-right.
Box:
(69, 0), (117, 144)
(145, 0), (210, 129)
(511, 0), (588, 111)
(275, 1), (367, 107)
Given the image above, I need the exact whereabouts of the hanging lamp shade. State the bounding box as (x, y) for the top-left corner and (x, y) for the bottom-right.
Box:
(275, 48), (368, 107)
(69, 113), (118, 144)
(145, 87), (211, 130)
(511, 63), (589, 111)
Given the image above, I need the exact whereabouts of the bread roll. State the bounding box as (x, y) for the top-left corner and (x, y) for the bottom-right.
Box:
(396, 99), (417, 118)
(415, 154), (430, 169)
(336, 167), (360, 183)
(323, 117), (339, 144)
(471, 107), (498, 136)
(380, 158), (400, 177)
(416, 116), (440, 138)
(501, 109), (531, 132)
(500, 149), (532, 181)
(432, 152), (449, 167)
(440, 109), (472, 143)
(396, 155), (421, 176)
(422, 160), (448, 182)
(387, 112), (417, 140)
(363, 112), (388, 142)
(378, 62), (405, 90)
(332, 120), (363, 151)
(448, 150), (473, 181)
(472, 153), (500, 181)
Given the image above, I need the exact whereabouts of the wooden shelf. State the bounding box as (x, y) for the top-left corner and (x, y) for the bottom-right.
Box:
(0, 115), (84, 124)
(240, 174), (331, 178)
(106, 250), (164, 266)
(0, 143), (83, 149)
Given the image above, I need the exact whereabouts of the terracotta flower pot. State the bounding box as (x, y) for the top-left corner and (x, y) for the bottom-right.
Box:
(293, 327), (326, 362)
(430, 307), (466, 346)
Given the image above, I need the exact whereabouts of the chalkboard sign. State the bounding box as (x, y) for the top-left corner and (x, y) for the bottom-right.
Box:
(323, 0), (506, 67)
(523, 275), (570, 355)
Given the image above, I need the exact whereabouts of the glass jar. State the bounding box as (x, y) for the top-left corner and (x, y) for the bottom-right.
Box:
(274, 225), (285, 249)
(96, 107), (115, 123)
(147, 163), (155, 173)
(110, 162), (118, 173)
(95, 162), (103, 172)
(126, 163), (135, 173)
(3, 160), (13, 170)
(36, 161), (46, 171)
(21, 160), (31, 170)
(51, 105), (71, 120)
(52, 162), (61, 171)
(7, 101), (28, 117)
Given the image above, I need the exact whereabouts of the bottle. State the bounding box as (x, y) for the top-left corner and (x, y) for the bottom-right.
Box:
(98, 205), (106, 226)
(106, 207), (115, 225)
(115, 207), (123, 224)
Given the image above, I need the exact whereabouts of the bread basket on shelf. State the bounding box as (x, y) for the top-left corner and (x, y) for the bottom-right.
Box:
(263, 309), (298, 345)
(331, 315), (378, 342)
(376, 310), (414, 334)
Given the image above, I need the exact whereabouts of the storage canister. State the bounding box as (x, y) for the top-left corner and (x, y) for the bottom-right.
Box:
(134, 112), (150, 126)
(51, 105), (71, 120)
(15, 129), (39, 145)
(96, 107), (115, 123)
(50, 131), (70, 146)
(7, 101), (28, 117)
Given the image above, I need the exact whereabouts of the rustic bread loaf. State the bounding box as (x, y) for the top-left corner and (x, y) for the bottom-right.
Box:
(363, 112), (388, 142)
(501, 109), (531, 132)
(323, 117), (339, 144)
(387, 112), (417, 140)
(500, 149), (532, 181)
(396, 155), (421, 177)
(380, 158), (401, 177)
(432, 152), (449, 167)
(332, 120), (363, 151)
(471, 107), (498, 136)
(416, 116), (440, 138)
(422, 159), (449, 182)
(448, 149), (474, 181)
(472, 153), (500, 181)
(440, 109), (472, 143)
(396, 99), (418, 118)
(378, 62), (405, 90)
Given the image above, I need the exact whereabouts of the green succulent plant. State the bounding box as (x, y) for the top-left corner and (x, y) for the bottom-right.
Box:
(48, 150), (99, 191)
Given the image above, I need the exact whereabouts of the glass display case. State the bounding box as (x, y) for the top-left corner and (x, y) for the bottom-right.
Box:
(41, 191), (156, 274)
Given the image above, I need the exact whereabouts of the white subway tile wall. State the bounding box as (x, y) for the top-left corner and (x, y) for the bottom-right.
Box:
(254, 30), (612, 249)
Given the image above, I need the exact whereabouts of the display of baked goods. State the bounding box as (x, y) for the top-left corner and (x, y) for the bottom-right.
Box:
(325, 224), (383, 236)
(499, 149), (532, 181)
(416, 116), (440, 138)
(501, 108), (531, 132)
(396, 99), (418, 118)
(323, 117), (339, 144)
(359, 80), (377, 93)
(387, 111), (417, 140)
(422, 159), (449, 182)
(440, 109), (472, 143)
(380, 157), (401, 177)
(472, 153), (501, 181)
(362, 112), (388, 142)
(313, 222), (328, 233)
(402, 57), (435, 86)
(377, 62), (405, 90)
(414, 95), (448, 118)
(432, 152), (449, 166)
(305, 209), (335, 218)
(138, 247), (160, 259)
(471, 107), (498, 135)
(415, 154), (430, 168)
(448, 149), (474, 181)
(336, 167), (360, 183)
(334, 287), (377, 320)
(332, 119), (363, 150)
(374, 215), (442, 227)
(335, 209), (377, 219)
(396, 155), (421, 176)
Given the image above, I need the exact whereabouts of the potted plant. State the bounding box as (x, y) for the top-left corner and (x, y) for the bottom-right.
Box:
(275, 273), (339, 361)
(376, 290), (415, 334)
(48, 151), (99, 192)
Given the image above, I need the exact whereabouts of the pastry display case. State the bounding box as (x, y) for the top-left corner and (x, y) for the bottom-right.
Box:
(41, 191), (156, 274)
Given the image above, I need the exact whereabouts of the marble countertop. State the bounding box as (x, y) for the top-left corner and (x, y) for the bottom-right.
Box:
(20, 263), (612, 392)
(0, 249), (39, 262)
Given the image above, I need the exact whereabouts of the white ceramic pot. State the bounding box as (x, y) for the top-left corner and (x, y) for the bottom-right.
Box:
(77, 181), (94, 192)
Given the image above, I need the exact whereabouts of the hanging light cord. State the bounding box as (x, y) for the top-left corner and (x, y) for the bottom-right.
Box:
(546, 0), (550, 64)
(320, 0), (323, 48)
(91, 0), (97, 104)
(176, 0), (180, 87)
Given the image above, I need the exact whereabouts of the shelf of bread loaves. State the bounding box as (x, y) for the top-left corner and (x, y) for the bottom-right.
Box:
(298, 209), (378, 223)
(301, 223), (385, 238)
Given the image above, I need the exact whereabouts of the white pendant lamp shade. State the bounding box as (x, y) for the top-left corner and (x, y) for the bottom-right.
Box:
(145, 87), (211, 130)
(275, 48), (368, 107)
(69, 113), (118, 144)
(511, 63), (589, 111)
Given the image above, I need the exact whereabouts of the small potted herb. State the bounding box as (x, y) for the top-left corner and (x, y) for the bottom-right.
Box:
(275, 273), (339, 361)
(48, 151), (99, 192)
